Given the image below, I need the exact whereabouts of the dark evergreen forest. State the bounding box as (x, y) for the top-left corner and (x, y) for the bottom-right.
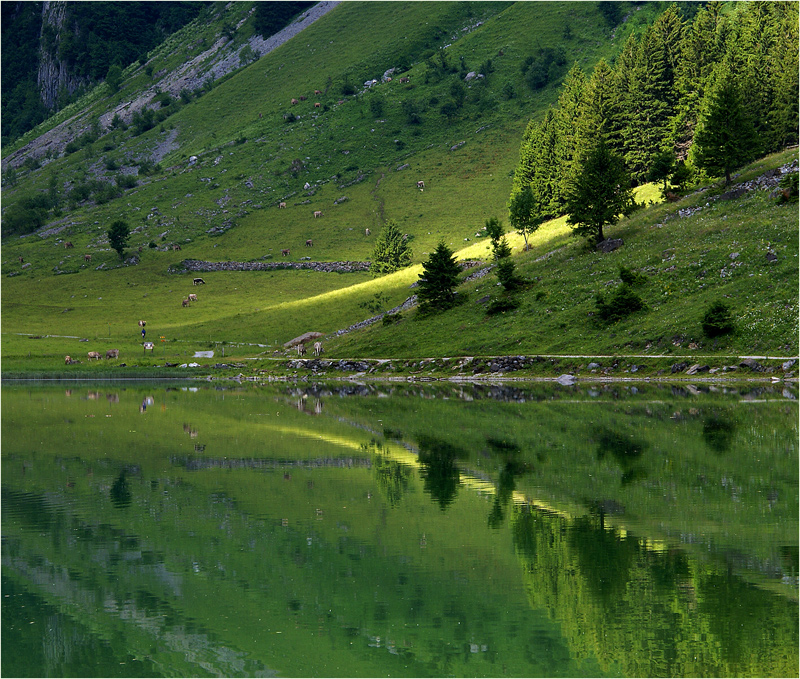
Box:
(512, 1), (798, 224)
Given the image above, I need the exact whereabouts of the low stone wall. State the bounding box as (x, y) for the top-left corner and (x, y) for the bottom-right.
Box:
(177, 259), (370, 273)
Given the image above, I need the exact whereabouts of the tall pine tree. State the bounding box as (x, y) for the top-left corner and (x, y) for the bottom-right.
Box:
(417, 241), (462, 313)
(692, 59), (757, 185)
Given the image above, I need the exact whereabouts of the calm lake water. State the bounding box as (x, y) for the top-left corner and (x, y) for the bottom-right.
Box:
(2, 380), (797, 678)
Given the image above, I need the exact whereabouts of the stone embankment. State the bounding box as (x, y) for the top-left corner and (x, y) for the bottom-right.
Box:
(176, 259), (370, 273)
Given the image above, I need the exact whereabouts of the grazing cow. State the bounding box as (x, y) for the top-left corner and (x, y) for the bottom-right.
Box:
(299, 95), (307, 101)
(314, 102), (321, 108)
(313, 341), (323, 356)
(65, 355), (72, 365)
(173, 244), (181, 251)
(84, 254), (92, 262)
(365, 228), (371, 236)
(281, 248), (290, 257)
(193, 278), (205, 285)
(297, 343), (307, 356)
(314, 89), (322, 95)
(64, 241), (74, 249)
(417, 180), (425, 191)
(182, 298), (190, 307)
(279, 202), (287, 208)
(291, 98), (299, 105)
(188, 293), (198, 302)
(106, 349), (119, 359)
(399, 76), (410, 83)
(313, 211), (323, 218)
(87, 351), (102, 360)
(143, 342), (154, 352)
(305, 239), (313, 247)
(18, 256), (23, 264)
(138, 320), (146, 328)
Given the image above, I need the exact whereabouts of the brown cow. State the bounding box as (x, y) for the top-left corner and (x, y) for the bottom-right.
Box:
(314, 89), (322, 95)
(281, 248), (290, 257)
(299, 95), (307, 101)
(65, 355), (72, 365)
(138, 320), (146, 328)
(84, 254), (92, 262)
(182, 298), (190, 307)
(106, 349), (119, 359)
(291, 98), (299, 105)
(314, 102), (321, 108)
(279, 202), (287, 208)
(173, 244), (181, 251)
(87, 351), (102, 360)
(399, 77), (410, 83)
(313, 211), (323, 218)
(305, 239), (313, 247)
(64, 241), (74, 249)
(188, 293), (198, 302)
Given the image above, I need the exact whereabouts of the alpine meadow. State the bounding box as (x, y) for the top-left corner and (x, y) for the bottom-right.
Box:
(1, 0), (797, 378)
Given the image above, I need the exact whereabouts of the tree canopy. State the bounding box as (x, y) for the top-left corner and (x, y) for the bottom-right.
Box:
(369, 220), (412, 276)
(417, 241), (462, 313)
(565, 141), (634, 244)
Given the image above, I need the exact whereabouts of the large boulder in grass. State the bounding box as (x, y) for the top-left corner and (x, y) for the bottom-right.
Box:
(283, 331), (324, 348)
(596, 238), (624, 253)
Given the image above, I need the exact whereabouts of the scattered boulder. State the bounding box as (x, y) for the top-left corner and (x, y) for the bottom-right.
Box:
(782, 359), (795, 371)
(739, 358), (764, 372)
(685, 364), (710, 375)
(671, 362), (689, 373)
(596, 238), (624, 253)
(556, 374), (576, 386)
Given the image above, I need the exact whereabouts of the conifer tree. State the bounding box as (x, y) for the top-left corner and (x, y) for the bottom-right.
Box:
(670, 2), (727, 158)
(108, 219), (130, 260)
(369, 220), (412, 276)
(484, 217), (519, 290)
(565, 141), (634, 244)
(692, 61), (757, 185)
(576, 59), (620, 155)
(622, 6), (684, 181)
(552, 65), (587, 205)
(417, 241), (462, 312)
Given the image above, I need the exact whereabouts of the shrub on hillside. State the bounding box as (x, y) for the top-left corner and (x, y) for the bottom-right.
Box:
(596, 284), (645, 323)
(619, 266), (647, 287)
(487, 295), (520, 315)
(702, 301), (735, 338)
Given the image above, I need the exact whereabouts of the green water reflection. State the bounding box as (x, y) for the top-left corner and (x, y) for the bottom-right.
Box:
(1, 381), (797, 677)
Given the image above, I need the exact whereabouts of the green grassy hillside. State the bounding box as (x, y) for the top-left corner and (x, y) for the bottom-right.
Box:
(1, 1), (796, 372)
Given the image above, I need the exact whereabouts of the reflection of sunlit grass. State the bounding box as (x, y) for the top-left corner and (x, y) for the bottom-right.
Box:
(275, 416), (678, 557)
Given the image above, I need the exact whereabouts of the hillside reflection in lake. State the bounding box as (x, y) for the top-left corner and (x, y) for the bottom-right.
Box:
(2, 381), (797, 678)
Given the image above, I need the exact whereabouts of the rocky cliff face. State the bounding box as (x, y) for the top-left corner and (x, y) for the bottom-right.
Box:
(37, 1), (87, 110)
